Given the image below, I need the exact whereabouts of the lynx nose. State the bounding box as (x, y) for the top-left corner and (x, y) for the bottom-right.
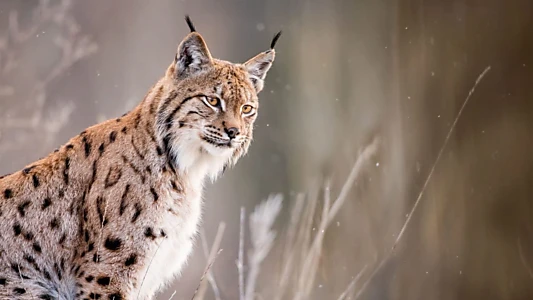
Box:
(225, 127), (240, 139)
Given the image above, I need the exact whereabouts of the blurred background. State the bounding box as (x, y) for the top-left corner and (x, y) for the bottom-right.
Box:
(0, 0), (532, 299)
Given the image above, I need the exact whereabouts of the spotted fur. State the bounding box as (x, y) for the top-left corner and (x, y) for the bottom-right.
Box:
(0, 18), (277, 299)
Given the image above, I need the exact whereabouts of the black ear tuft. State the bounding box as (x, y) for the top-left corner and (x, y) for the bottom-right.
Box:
(270, 31), (282, 49)
(185, 15), (196, 32)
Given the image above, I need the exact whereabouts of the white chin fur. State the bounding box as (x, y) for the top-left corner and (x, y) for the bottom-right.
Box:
(168, 132), (233, 185)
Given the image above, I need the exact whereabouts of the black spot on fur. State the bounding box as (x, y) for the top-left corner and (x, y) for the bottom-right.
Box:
(59, 233), (66, 245)
(39, 294), (53, 300)
(22, 166), (35, 174)
(13, 288), (26, 295)
(43, 270), (51, 280)
(32, 174), (40, 188)
(104, 167), (122, 188)
(83, 136), (91, 157)
(88, 242), (94, 252)
(156, 146), (163, 155)
(116, 118), (121, 122)
(66, 144), (74, 150)
(23, 232), (34, 241)
(4, 189), (13, 199)
(84, 229), (90, 242)
(54, 262), (62, 280)
(119, 184), (130, 215)
(144, 227), (156, 239)
(86, 275), (94, 282)
(99, 143), (105, 155)
(89, 292), (102, 299)
(109, 131), (117, 142)
(97, 276), (111, 286)
(33, 242), (42, 253)
(104, 237), (122, 251)
(18, 201), (30, 217)
(131, 203), (142, 223)
(50, 218), (60, 229)
(58, 190), (65, 198)
(96, 196), (108, 226)
(160, 230), (167, 237)
(42, 197), (52, 210)
(13, 223), (22, 236)
(0, 278), (6, 285)
(150, 187), (159, 202)
(121, 126), (127, 133)
(108, 293), (123, 300)
(63, 157), (70, 184)
(125, 254), (137, 266)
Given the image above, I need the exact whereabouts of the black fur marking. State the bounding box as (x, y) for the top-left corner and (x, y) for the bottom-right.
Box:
(121, 155), (145, 183)
(43, 270), (51, 280)
(33, 242), (42, 253)
(13, 288), (26, 295)
(121, 126), (128, 133)
(144, 227), (156, 239)
(96, 196), (108, 226)
(89, 292), (102, 299)
(13, 223), (22, 236)
(59, 233), (66, 245)
(4, 189), (13, 199)
(165, 96), (195, 130)
(270, 31), (281, 49)
(109, 131), (117, 143)
(88, 242), (94, 252)
(108, 293), (123, 300)
(185, 15), (196, 32)
(158, 90), (178, 116)
(104, 167), (122, 188)
(134, 112), (142, 129)
(131, 203), (142, 223)
(39, 294), (53, 300)
(125, 254), (137, 266)
(54, 262), (62, 280)
(156, 146), (163, 156)
(93, 253), (100, 263)
(42, 198), (52, 210)
(84, 230), (90, 243)
(50, 218), (60, 229)
(99, 143), (105, 155)
(131, 136), (145, 160)
(0, 278), (5, 285)
(119, 184), (130, 216)
(150, 187), (159, 202)
(97, 276), (111, 286)
(83, 136), (91, 157)
(32, 174), (40, 188)
(86, 275), (94, 282)
(160, 230), (167, 237)
(22, 166), (35, 174)
(66, 144), (74, 150)
(23, 232), (34, 241)
(104, 237), (122, 251)
(116, 118), (121, 122)
(18, 201), (30, 217)
(63, 157), (70, 184)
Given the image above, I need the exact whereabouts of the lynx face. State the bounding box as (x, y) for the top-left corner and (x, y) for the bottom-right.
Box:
(156, 30), (276, 179)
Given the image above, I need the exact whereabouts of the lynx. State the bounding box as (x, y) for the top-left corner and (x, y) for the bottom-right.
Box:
(0, 16), (280, 299)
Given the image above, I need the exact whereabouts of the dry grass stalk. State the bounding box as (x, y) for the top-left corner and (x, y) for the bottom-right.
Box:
(197, 223), (226, 300)
(354, 66), (492, 299)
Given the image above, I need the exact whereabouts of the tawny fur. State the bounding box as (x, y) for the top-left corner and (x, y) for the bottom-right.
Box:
(0, 25), (276, 299)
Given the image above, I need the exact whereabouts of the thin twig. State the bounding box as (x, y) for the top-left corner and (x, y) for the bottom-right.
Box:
(192, 249), (224, 300)
(196, 223), (226, 300)
(137, 240), (164, 300)
(354, 66), (491, 299)
(238, 207), (246, 300)
(336, 265), (368, 300)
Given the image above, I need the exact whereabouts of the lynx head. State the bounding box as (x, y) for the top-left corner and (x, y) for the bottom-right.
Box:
(156, 16), (280, 180)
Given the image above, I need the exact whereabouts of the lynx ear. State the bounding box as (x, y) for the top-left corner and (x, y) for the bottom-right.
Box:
(175, 32), (213, 79)
(244, 31), (281, 93)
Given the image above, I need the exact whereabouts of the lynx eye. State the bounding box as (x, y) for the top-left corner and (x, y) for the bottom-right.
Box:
(207, 97), (219, 106)
(241, 104), (254, 115)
